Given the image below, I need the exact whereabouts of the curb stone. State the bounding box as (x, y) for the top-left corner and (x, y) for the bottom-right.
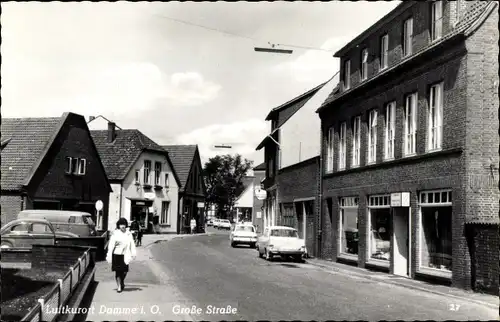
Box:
(307, 260), (498, 309)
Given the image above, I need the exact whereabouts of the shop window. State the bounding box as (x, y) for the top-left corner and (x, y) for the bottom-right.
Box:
(419, 190), (452, 271)
(339, 197), (359, 256)
(368, 195), (391, 261)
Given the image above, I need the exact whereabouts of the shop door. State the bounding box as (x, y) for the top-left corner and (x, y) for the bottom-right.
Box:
(294, 202), (304, 239)
(392, 207), (410, 277)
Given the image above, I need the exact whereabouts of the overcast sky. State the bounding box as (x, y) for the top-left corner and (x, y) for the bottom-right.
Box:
(2, 1), (400, 166)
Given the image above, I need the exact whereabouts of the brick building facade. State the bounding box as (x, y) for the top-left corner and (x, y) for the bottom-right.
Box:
(316, 1), (498, 294)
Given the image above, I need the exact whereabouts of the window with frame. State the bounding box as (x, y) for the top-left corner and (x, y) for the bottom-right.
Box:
(431, 0), (443, 41)
(352, 116), (361, 167)
(419, 189), (452, 271)
(428, 82), (443, 151)
(338, 122), (347, 170)
(144, 160), (152, 184)
(164, 173), (170, 187)
(343, 60), (351, 90)
(368, 195), (391, 261)
(161, 201), (170, 224)
(361, 49), (369, 81)
(367, 109), (378, 164)
(404, 93), (418, 156)
(326, 127), (335, 173)
(339, 197), (359, 256)
(154, 162), (162, 185)
(384, 102), (396, 160)
(77, 159), (86, 175)
(403, 17), (413, 57)
(135, 170), (140, 183)
(380, 34), (389, 70)
(65, 157), (86, 175)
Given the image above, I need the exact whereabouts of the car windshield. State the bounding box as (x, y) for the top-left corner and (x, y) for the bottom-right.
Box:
(271, 229), (298, 238)
(222, 220), (230, 223)
(235, 226), (254, 232)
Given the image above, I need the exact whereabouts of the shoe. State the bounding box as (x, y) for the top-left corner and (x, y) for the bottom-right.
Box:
(117, 287), (122, 293)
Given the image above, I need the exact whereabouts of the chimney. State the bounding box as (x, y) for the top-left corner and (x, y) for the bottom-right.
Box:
(108, 122), (116, 143)
(89, 115), (96, 122)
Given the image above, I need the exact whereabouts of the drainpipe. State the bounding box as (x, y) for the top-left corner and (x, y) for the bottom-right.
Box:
(317, 127), (324, 258)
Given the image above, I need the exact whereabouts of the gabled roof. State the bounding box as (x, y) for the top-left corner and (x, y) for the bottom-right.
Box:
(253, 162), (266, 171)
(235, 176), (255, 201)
(318, 1), (497, 113)
(1, 112), (111, 192)
(91, 129), (181, 187)
(265, 80), (330, 121)
(161, 145), (198, 189)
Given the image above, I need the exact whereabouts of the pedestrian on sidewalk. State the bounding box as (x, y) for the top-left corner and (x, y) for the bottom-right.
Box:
(190, 218), (197, 234)
(106, 218), (137, 293)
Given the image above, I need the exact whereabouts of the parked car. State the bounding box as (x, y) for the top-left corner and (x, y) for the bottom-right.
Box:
(16, 209), (97, 237)
(257, 226), (305, 262)
(207, 219), (213, 227)
(230, 224), (257, 248)
(0, 218), (77, 248)
(213, 219), (220, 228)
(218, 219), (231, 230)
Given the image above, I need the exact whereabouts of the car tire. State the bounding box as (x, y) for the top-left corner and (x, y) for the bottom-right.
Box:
(293, 255), (304, 263)
(231, 242), (236, 248)
(1, 241), (13, 248)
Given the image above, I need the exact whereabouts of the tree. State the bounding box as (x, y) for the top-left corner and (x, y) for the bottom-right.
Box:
(203, 154), (253, 220)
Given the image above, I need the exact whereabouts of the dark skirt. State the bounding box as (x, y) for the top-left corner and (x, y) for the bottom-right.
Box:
(112, 254), (129, 272)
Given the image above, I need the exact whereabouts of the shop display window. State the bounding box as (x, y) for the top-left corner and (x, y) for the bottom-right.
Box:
(340, 197), (359, 255)
(370, 209), (391, 260)
(421, 207), (452, 271)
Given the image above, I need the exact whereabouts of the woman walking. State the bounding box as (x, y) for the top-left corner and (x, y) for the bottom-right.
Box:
(106, 218), (136, 293)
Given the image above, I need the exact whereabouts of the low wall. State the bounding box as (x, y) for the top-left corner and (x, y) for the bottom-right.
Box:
(55, 236), (106, 261)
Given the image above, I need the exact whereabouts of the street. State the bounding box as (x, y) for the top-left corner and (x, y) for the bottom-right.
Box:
(145, 230), (498, 321)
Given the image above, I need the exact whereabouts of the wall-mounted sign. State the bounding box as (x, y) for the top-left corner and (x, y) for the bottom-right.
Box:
(255, 187), (267, 200)
(256, 211), (262, 219)
(197, 202), (205, 208)
(95, 200), (103, 211)
(144, 192), (155, 200)
(390, 192), (410, 207)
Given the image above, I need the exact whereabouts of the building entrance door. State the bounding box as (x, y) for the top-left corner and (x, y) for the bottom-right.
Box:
(392, 207), (410, 277)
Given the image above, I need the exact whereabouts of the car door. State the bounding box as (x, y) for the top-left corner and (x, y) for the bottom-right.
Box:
(3, 223), (31, 247)
(30, 223), (56, 247)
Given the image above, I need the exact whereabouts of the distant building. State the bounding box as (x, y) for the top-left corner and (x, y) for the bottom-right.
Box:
(162, 145), (206, 234)
(252, 162), (266, 231)
(90, 119), (181, 234)
(1, 112), (111, 229)
(233, 176), (255, 222)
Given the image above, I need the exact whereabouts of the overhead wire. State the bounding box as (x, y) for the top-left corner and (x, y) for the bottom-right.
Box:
(149, 12), (335, 54)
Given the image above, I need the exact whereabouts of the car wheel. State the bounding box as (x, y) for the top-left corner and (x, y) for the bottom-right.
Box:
(293, 255), (304, 263)
(1, 241), (13, 248)
(231, 242), (236, 248)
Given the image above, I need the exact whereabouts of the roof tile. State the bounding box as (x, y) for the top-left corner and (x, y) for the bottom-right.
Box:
(161, 145), (197, 188)
(1, 117), (62, 190)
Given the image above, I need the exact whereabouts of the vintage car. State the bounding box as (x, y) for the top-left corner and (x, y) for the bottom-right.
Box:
(0, 218), (77, 248)
(218, 219), (231, 230)
(230, 224), (258, 248)
(257, 226), (306, 262)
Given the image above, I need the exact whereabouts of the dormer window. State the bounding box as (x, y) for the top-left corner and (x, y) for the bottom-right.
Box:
(343, 60), (351, 90)
(65, 157), (86, 175)
(431, 0), (443, 41)
(361, 49), (369, 81)
(380, 34), (389, 70)
(403, 17), (413, 57)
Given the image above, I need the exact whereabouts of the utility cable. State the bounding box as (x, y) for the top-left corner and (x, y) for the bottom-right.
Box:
(149, 12), (335, 53)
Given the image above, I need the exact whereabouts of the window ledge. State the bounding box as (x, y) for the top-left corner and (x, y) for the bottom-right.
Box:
(416, 267), (452, 280)
(158, 224), (171, 227)
(324, 148), (462, 178)
(337, 253), (358, 263)
(366, 259), (390, 268)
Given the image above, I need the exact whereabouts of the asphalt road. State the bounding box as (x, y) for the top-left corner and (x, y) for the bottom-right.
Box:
(150, 230), (498, 321)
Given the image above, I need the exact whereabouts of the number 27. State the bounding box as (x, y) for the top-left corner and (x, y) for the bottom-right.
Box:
(449, 304), (461, 311)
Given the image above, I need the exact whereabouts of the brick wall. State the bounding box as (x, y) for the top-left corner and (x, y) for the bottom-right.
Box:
(0, 194), (23, 226)
(467, 224), (500, 295)
(278, 157), (320, 257)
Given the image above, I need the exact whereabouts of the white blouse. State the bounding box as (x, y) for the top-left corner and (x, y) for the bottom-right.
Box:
(111, 230), (133, 254)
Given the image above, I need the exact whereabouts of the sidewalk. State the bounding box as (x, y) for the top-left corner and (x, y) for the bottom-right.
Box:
(84, 233), (211, 321)
(307, 257), (499, 309)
